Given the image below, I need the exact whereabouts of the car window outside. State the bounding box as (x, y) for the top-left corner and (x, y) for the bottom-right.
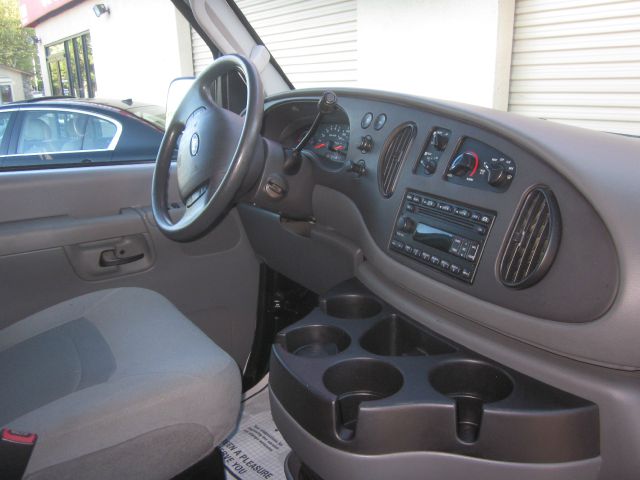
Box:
(16, 110), (118, 155)
(127, 104), (166, 131)
(0, 112), (11, 144)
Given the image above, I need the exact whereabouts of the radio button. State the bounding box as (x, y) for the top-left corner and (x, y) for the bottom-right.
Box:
(450, 238), (462, 255)
(423, 198), (437, 208)
(412, 247), (422, 258)
(420, 251), (431, 262)
(471, 212), (482, 222)
(406, 204), (416, 212)
(430, 256), (441, 266)
(404, 244), (413, 254)
(455, 207), (471, 218)
(450, 264), (462, 275)
(467, 242), (480, 261)
(440, 260), (450, 270)
(461, 268), (473, 280)
(438, 203), (453, 213)
(391, 240), (404, 251)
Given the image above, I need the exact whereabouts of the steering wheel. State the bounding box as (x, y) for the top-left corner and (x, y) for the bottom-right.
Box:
(152, 54), (263, 241)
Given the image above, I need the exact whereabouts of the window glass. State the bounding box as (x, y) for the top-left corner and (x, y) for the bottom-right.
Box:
(45, 33), (96, 98)
(0, 85), (13, 104)
(0, 112), (12, 143)
(16, 110), (117, 154)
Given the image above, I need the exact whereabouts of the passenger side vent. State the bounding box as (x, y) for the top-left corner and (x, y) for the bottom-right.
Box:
(499, 186), (561, 289)
(378, 123), (416, 197)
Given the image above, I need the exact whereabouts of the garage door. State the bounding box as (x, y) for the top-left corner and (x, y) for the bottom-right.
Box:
(191, 27), (214, 76)
(235, 0), (358, 88)
(509, 0), (640, 136)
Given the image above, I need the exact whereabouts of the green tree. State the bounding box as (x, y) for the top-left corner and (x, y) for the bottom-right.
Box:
(0, 0), (38, 72)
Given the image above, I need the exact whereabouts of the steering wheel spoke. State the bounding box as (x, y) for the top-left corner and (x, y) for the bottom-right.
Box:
(151, 54), (264, 241)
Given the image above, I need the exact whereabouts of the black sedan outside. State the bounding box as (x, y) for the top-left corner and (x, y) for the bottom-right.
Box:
(0, 97), (165, 169)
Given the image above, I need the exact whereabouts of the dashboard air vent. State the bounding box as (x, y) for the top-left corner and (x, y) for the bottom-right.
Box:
(378, 123), (416, 197)
(499, 186), (561, 289)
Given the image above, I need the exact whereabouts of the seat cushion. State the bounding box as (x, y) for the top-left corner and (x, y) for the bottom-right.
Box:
(0, 287), (241, 479)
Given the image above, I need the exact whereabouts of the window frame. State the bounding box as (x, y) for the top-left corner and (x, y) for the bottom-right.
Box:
(0, 110), (16, 155)
(5, 107), (123, 158)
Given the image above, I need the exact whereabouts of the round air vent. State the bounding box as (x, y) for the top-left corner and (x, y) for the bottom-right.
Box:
(499, 186), (561, 289)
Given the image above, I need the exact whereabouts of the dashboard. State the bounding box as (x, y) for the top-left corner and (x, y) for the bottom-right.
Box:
(257, 93), (616, 319)
(237, 87), (640, 480)
(243, 88), (640, 372)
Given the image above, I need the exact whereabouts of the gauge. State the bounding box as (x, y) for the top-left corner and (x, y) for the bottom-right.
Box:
(305, 123), (350, 163)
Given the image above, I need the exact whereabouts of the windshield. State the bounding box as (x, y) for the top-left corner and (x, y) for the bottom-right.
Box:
(234, 0), (640, 137)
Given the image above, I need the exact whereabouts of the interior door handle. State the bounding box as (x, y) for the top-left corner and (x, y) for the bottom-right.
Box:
(99, 249), (144, 267)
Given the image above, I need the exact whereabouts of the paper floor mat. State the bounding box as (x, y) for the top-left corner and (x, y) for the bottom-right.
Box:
(221, 387), (290, 480)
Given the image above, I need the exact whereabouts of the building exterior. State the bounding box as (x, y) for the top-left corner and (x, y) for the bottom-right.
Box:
(20, 0), (640, 136)
(0, 64), (32, 104)
(20, 0), (196, 106)
(235, 0), (640, 136)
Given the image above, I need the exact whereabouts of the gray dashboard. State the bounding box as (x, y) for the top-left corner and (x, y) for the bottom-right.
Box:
(242, 88), (640, 371)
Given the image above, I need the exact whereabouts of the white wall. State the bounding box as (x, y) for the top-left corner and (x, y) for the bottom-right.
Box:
(356, 0), (515, 109)
(35, 0), (194, 106)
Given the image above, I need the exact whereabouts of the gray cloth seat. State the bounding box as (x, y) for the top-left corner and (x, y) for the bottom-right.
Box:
(0, 287), (242, 479)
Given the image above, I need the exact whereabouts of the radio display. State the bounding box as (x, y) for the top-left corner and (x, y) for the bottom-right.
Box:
(414, 223), (454, 253)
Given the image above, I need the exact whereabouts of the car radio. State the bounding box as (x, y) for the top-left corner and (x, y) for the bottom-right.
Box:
(390, 190), (495, 283)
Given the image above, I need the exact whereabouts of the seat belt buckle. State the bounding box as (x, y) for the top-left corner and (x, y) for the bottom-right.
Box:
(0, 428), (38, 480)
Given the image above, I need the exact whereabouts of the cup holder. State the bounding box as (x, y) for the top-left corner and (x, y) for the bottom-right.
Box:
(280, 325), (351, 358)
(430, 360), (513, 443)
(361, 316), (456, 356)
(324, 359), (403, 439)
(323, 294), (382, 319)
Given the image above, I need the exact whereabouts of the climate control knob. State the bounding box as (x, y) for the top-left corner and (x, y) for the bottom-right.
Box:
(487, 164), (506, 187)
(449, 151), (478, 177)
(396, 216), (416, 234)
(431, 131), (448, 151)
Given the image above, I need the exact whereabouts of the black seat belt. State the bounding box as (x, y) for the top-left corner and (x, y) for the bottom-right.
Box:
(0, 428), (38, 480)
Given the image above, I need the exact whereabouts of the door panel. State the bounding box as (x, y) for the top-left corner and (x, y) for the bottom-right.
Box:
(0, 163), (259, 366)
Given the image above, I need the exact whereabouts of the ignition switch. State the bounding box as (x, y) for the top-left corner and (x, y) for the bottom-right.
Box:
(265, 174), (288, 200)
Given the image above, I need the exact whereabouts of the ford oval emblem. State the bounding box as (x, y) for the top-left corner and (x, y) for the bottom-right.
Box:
(190, 133), (200, 156)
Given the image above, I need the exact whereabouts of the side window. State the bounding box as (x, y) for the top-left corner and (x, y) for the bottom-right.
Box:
(16, 110), (118, 155)
(0, 112), (11, 144)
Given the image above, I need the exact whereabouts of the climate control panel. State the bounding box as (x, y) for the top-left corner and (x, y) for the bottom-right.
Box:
(390, 190), (496, 283)
(446, 137), (516, 191)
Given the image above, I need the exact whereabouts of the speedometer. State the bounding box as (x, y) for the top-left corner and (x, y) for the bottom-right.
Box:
(308, 123), (350, 163)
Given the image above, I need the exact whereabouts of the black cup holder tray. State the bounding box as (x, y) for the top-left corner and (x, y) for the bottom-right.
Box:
(270, 279), (599, 464)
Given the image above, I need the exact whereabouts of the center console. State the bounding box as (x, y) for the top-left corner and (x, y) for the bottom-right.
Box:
(270, 280), (600, 480)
